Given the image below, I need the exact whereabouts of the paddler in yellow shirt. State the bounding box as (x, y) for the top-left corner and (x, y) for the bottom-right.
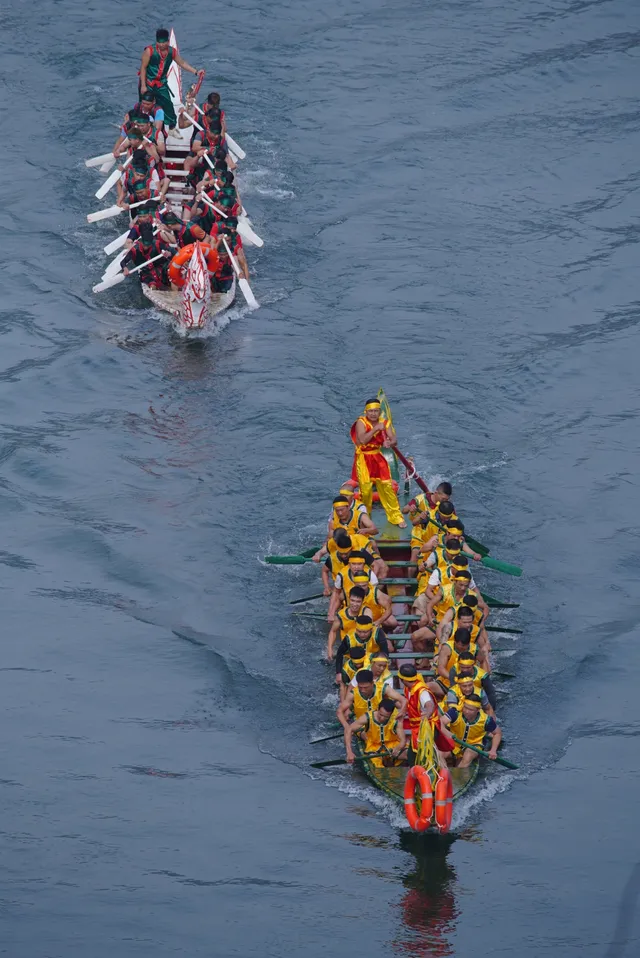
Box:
(313, 527), (386, 583)
(338, 645), (370, 698)
(427, 570), (489, 638)
(327, 589), (367, 661)
(337, 667), (406, 728)
(328, 494), (379, 538)
(344, 698), (407, 767)
(350, 399), (405, 526)
(441, 694), (502, 767)
(437, 603), (491, 665)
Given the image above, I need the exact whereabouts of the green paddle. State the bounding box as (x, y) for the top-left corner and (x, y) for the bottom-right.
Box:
(266, 555), (313, 565)
(480, 556), (522, 577)
(291, 611), (326, 619)
(311, 731), (344, 744)
(289, 592), (327, 605)
(482, 593), (520, 609)
(448, 732), (519, 770)
(310, 749), (387, 770)
(486, 625), (523, 635)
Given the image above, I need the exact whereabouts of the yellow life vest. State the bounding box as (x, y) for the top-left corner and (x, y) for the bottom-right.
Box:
(362, 713), (401, 766)
(341, 653), (371, 685)
(362, 626), (387, 657)
(438, 641), (478, 689)
(434, 582), (471, 621)
(449, 708), (493, 750)
(450, 663), (486, 692)
(336, 608), (359, 641)
(332, 502), (365, 536)
(340, 567), (373, 604)
(328, 532), (373, 562)
(360, 585), (386, 621)
(351, 678), (384, 718)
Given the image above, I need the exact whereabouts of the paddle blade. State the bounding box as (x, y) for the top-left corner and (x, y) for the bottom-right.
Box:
(104, 230), (129, 255)
(239, 278), (259, 310)
(481, 556), (522, 577)
(481, 592), (520, 609)
(85, 151), (114, 168)
(87, 205), (122, 224)
(95, 165), (122, 200)
(264, 555), (308, 564)
(93, 273), (126, 293)
(486, 625), (523, 635)
(225, 133), (246, 160)
(103, 250), (126, 279)
(289, 592), (326, 605)
(237, 217), (264, 248)
(99, 157), (116, 174)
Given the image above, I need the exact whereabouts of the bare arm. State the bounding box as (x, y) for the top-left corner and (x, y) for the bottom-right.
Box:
(236, 247), (250, 280)
(174, 52), (201, 75)
(139, 48), (151, 93)
(344, 716), (367, 763)
(327, 621), (341, 662)
(372, 590), (392, 628)
(488, 725), (502, 760)
(336, 692), (354, 730)
(358, 513), (378, 536)
(437, 646), (452, 682)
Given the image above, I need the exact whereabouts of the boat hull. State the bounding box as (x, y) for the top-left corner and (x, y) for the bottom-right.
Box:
(141, 277), (236, 331)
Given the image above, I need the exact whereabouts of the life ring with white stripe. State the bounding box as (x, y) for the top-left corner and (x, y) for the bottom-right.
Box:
(434, 766), (453, 834)
(403, 765), (433, 832)
(168, 242), (219, 288)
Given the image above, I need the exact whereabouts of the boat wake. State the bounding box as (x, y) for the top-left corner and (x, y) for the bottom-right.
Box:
(451, 772), (516, 829)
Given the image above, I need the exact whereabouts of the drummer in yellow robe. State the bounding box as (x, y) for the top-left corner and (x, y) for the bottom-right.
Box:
(344, 698), (407, 767)
(350, 399), (405, 526)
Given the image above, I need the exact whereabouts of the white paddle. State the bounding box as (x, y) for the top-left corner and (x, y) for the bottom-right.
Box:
(93, 252), (165, 293)
(200, 193), (228, 218)
(95, 154), (132, 200)
(237, 214), (264, 248)
(87, 197), (154, 224)
(225, 133), (246, 161)
(85, 151), (115, 168)
(178, 105), (216, 171)
(104, 229), (130, 255)
(191, 102), (247, 160)
(103, 249), (127, 278)
(222, 237), (259, 310)
(99, 157), (117, 174)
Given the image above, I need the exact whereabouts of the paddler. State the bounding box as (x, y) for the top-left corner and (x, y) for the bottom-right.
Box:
(139, 28), (204, 132)
(441, 694), (502, 767)
(350, 399), (405, 526)
(210, 217), (250, 280)
(454, 651), (497, 710)
(124, 203), (157, 249)
(404, 482), (455, 570)
(314, 526), (386, 583)
(333, 615), (390, 671)
(446, 669), (494, 717)
(328, 494), (379, 539)
(327, 587), (367, 659)
(121, 224), (172, 289)
(344, 698), (408, 767)
(426, 570), (489, 639)
(398, 664), (454, 764)
(338, 646), (369, 698)
(337, 667), (405, 727)
(211, 243), (235, 294)
(429, 626), (491, 702)
(438, 603), (491, 665)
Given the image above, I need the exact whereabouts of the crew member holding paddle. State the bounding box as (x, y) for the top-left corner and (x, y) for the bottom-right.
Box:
(139, 28), (204, 131)
(350, 399), (406, 527)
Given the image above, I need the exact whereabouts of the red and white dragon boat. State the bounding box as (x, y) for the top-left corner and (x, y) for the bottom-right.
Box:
(86, 30), (260, 333)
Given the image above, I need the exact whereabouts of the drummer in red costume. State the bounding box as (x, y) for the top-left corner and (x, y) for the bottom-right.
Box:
(350, 399), (406, 527)
(398, 664), (454, 764)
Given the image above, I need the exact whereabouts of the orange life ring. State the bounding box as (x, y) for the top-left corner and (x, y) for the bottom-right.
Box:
(403, 765), (433, 832)
(372, 480), (399, 503)
(434, 767), (453, 834)
(168, 242), (219, 288)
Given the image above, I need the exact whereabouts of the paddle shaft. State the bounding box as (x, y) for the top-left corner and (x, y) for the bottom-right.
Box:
(289, 592), (326, 606)
(310, 749), (388, 769)
(449, 733), (519, 770)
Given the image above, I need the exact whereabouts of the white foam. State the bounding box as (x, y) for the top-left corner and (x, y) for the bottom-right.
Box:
(451, 773), (516, 828)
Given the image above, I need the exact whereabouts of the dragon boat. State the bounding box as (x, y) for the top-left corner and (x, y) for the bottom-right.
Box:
(268, 389), (520, 832)
(86, 29), (263, 333)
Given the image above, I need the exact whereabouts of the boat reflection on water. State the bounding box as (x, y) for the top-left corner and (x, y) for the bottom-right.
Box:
(393, 832), (459, 957)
